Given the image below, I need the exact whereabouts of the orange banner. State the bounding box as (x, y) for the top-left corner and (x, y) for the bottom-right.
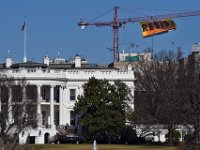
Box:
(140, 19), (176, 37)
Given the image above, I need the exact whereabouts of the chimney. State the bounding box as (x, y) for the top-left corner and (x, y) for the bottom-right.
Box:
(127, 63), (133, 71)
(6, 57), (12, 68)
(6, 50), (12, 68)
(75, 55), (81, 68)
(43, 56), (50, 66)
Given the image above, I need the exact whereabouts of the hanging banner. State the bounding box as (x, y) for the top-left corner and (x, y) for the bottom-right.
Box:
(140, 19), (176, 37)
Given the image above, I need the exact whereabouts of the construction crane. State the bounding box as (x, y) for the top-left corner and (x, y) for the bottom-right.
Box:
(78, 6), (200, 62)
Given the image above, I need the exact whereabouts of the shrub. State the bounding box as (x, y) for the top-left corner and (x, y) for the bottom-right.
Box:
(184, 133), (194, 143)
(165, 130), (181, 144)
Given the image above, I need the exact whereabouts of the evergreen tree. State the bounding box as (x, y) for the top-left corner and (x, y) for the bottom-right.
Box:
(74, 77), (132, 143)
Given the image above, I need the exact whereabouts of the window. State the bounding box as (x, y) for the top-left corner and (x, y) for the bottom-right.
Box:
(41, 87), (50, 102)
(70, 111), (75, 126)
(54, 87), (60, 102)
(42, 88), (46, 100)
(12, 86), (22, 102)
(54, 111), (59, 126)
(26, 85), (37, 100)
(42, 111), (47, 126)
(70, 89), (76, 101)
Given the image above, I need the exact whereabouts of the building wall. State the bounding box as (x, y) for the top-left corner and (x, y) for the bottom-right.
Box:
(0, 59), (134, 144)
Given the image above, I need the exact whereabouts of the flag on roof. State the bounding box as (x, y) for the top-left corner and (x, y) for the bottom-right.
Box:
(21, 21), (26, 31)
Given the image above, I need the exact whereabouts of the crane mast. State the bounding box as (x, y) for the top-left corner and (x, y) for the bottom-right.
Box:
(113, 6), (120, 62)
(78, 6), (200, 62)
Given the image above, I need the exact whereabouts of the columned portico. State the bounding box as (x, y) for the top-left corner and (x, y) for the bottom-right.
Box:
(50, 85), (55, 129)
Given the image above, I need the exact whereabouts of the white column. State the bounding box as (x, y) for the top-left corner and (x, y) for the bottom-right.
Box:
(37, 85), (42, 127)
(59, 86), (63, 125)
(50, 85), (55, 129)
(0, 86), (1, 112)
(180, 130), (183, 142)
(8, 87), (12, 123)
(22, 86), (26, 101)
(22, 85), (27, 113)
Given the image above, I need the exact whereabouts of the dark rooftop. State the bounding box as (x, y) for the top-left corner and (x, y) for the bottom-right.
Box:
(11, 62), (48, 69)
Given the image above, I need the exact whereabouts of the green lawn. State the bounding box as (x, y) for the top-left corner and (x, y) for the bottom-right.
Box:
(19, 144), (177, 150)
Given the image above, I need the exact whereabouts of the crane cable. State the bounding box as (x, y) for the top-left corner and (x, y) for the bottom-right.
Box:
(89, 8), (114, 23)
(120, 7), (193, 18)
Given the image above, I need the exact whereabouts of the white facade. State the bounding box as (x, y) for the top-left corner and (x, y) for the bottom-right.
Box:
(192, 43), (200, 52)
(0, 55), (134, 144)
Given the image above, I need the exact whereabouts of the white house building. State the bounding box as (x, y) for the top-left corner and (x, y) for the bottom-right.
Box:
(0, 54), (134, 144)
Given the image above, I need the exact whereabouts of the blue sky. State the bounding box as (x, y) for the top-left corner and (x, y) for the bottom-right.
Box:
(0, 0), (200, 64)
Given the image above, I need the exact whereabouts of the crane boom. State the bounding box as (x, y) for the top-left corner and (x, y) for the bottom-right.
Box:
(78, 6), (200, 62)
(120, 11), (200, 23)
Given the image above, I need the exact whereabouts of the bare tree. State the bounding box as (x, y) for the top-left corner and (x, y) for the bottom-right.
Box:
(0, 75), (37, 150)
(133, 50), (187, 144)
(178, 52), (200, 142)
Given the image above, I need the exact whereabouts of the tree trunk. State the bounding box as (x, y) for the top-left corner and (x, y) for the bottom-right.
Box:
(168, 124), (174, 145)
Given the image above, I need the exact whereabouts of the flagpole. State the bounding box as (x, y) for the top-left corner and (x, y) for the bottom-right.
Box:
(23, 17), (27, 63)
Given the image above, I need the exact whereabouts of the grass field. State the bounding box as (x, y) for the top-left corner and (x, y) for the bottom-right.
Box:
(20, 144), (177, 150)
